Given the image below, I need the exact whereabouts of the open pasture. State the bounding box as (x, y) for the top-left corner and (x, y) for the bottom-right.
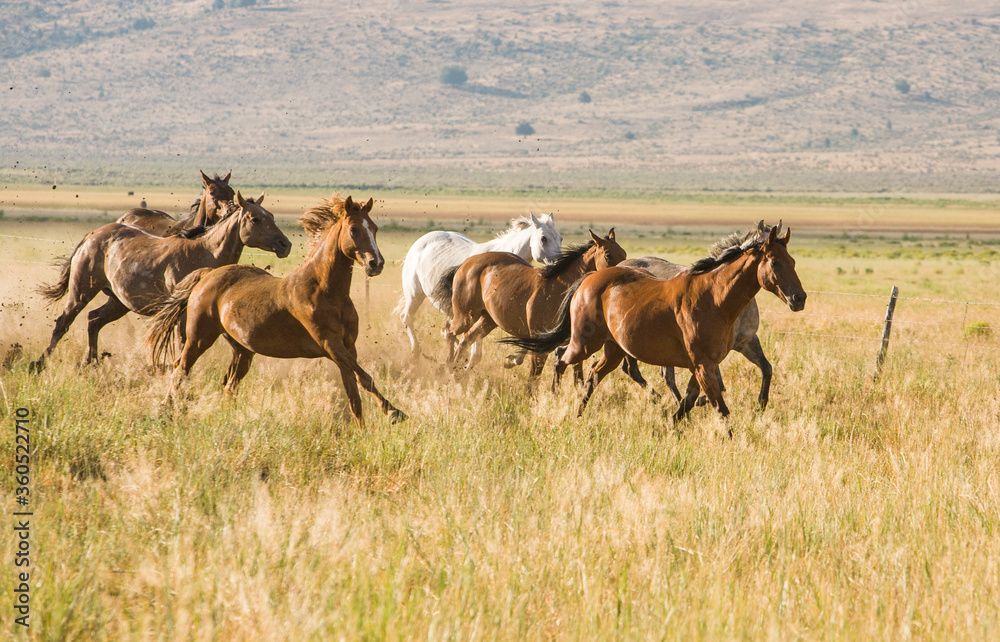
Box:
(2, 197), (1000, 639)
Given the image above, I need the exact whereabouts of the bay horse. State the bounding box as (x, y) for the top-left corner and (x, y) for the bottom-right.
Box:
(145, 195), (407, 426)
(439, 229), (626, 375)
(117, 170), (235, 236)
(618, 249), (772, 409)
(396, 213), (563, 359)
(502, 222), (806, 426)
(31, 192), (291, 372)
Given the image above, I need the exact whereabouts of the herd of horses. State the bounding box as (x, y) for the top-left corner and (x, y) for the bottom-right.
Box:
(30, 171), (808, 429)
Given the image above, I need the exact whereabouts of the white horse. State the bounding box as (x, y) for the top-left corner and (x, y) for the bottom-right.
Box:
(397, 213), (563, 358)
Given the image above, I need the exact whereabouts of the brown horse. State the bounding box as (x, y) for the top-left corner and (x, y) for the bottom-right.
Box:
(502, 222), (805, 426)
(619, 247), (772, 409)
(439, 229), (626, 376)
(31, 192), (291, 372)
(117, 171), (235, 236)
(145, 195), (407, 426)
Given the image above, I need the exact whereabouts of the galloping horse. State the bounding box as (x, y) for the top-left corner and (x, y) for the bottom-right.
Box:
(396, 213), (563, 359)
(146, 195), (407, 426)
(117, 170), (235, 236)
(619, 246), (772, 409)
(502, 222), (806, 425)
(440, 229), (626, 375)
(32, 192), (291, 371)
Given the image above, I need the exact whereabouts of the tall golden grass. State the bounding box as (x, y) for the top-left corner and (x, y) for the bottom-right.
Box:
(2, 214), (999, 639)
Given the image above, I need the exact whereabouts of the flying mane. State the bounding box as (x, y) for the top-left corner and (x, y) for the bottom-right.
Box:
(298, 194), (348, 256)
(688, 223), (774, 275)
(538, 241), (594, 279)
(495, 215), (535, 239)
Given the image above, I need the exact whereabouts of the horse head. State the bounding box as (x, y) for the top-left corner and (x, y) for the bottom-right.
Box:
(200, 170), (236, 223)
(755, 220), (806, 312)
(339, 196), (384, 277)
(528, 212), (563, 265)
(234, 191), (292, 258)
(587, 228), (627, 270)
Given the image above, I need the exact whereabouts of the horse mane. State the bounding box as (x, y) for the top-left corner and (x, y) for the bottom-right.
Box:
(688, 224), (770, 275)
(178, 225), (207, 239)
(539, 241), (593, 279)
(299, 194), (348, 256)
(188, 197), (202, 216)
(495, 215), (535, 239)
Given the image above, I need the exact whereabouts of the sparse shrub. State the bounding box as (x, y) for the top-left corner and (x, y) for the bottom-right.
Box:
(515, 122), (535, 136)
(578, 91), (591, 103)
(964, 321), (993, 341)
(213, 0), (225, 9)
(133, 17), (155, 30)
(895, 79), (911, 94)
(440, 66), (468, 86)
(850, 127), (859, 136)
(37, 67), (51, 78)
(824, 138), (831, 148)
(624, 131), (637, 140)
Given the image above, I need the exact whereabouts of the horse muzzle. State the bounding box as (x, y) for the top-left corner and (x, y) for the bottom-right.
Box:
(787, 292), (807, 312)
(273, 238), (292, 258)
(363, 256), (384, 277)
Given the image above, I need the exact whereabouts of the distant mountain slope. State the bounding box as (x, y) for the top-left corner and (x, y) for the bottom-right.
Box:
(2, 0), (1000, 192)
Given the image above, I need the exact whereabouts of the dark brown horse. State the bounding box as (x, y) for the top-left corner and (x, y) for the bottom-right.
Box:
(439, 230), (626, 376)
(145, 195), (406, 426)
(31, 192), (291, 372)
(503, 222), (805, 426)
(117, 171), (235, 236)
(618, 246), (772, 409)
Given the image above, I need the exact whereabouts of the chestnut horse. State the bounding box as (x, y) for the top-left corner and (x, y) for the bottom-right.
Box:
(117, 171), (235, 236)
(439, 229), (626, 375)
(31, 192), (291, 372)
(619, 248), (772, 409)
(502, 222), (805, 426)
(145, 195), (407, 426)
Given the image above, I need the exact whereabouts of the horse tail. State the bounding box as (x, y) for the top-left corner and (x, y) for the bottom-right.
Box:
(145, 268), (211, 368)
(36, 237), (86, 304)
(499, 276), (583, 354)
(431, 266), (459, 309)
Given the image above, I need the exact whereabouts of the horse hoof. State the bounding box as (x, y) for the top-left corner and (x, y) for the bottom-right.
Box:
(503, 356), (518, 369)
(28, 360), (43, 375)
(695, 395), (709, 407)
(389, 410), (408, 424)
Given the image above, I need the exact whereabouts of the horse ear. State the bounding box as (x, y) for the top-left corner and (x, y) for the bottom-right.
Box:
(345, 195), (355, 209)
(607, 227), (616, 241)
(201, 170), (212, 187)
(235, 190), (247, 209)
(757, 219), (765, 233)
(589, 229), (602, 244)
(529, 212), (542, 226)
(256, 191), (265, 205)
(545, 212), (554, 223)
(780, 227), (791, 245)
(363, 197), (374, 213)
(222, 170), (232, 183)
(766, 224), (778, 245)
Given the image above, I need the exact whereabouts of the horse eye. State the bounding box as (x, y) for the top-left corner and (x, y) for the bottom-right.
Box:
(541, 236), (547, 244)
(350, 227), (359, 237)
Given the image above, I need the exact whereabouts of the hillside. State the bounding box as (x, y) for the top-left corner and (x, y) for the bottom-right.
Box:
(2, 0), (1000, 192)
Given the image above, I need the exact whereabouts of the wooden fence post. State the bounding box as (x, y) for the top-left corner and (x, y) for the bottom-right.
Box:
(365, 275), (371, 330)
(873, 285), (899, 380)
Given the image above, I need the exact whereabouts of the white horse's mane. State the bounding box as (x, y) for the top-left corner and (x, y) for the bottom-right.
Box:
(495, 215), (537, 239)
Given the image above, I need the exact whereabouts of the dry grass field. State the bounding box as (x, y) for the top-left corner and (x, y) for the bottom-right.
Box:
(2, 194), (1000, 639)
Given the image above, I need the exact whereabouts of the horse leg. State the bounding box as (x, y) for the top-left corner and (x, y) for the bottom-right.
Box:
(736, 335), (772, 410)
(221, 336), (255, 395)
(447, 310), (479, 365)
(621, 355), (663, 404)
(693, 362), (731, 435)
(164, 318), (221, 407)
(400, 292), (425, 359)
(340, 338), (407, 425)
(31, 283), (101, 373)
(461, 316), (498, 370)
(85, 296), (130, 364)
(672, 373), (702, 423)
(504, 348), (527, 369)
(527, 351), (549, 379)
(659, 366), (683, 403)
(577, 341), (626, 416)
